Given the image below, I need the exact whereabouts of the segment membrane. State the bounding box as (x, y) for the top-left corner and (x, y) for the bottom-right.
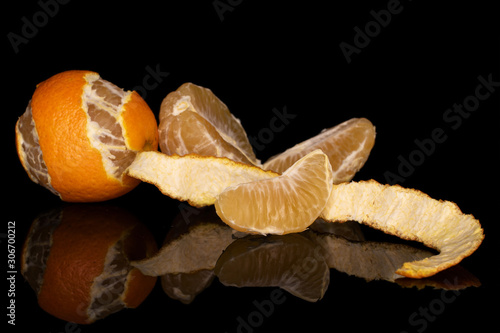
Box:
(21, 208), (63, 294)
(15, 101), (59, 196)
(83, 75), (136, 180)
(87, 237), (129, 321)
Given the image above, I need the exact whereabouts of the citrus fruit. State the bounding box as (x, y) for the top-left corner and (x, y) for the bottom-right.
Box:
(320, 180), (484, 278)
(215, 149), (333, 235)
(127, 151), (278, 207)
(263, 117), (376, 183)
(131, 207), (237, 276)
(214, 234), (330, 302)
(20, 205), (158, 324)
(159, 82), (259, 165)
(15, 70), (159, 202)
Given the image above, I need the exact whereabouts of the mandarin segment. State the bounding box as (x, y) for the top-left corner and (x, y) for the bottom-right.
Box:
(159, 82), (260, 165)
(15, 70), (158, 202)
(214, 150), (333, 235)
(320, 180), (484, 278)
(263, 117), (376, 183)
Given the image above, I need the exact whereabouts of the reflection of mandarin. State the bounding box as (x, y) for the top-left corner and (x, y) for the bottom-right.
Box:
(215, 234), (330, 302)
(15, 70), (159, 202)
(21, 205), (158, 324)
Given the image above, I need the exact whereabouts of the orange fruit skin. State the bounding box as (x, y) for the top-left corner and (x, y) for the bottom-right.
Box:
(26, 70), (158, 202)
(25, 206), (157, 324)
(121, 91), (159, 151)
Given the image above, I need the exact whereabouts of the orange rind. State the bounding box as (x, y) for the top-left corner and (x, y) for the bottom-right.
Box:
(320, 180), (484, 278)
(126, 151), (278, 207)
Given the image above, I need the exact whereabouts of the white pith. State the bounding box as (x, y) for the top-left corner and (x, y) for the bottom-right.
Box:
(16, 102), (60, 196)
(82, 73), (131, 180)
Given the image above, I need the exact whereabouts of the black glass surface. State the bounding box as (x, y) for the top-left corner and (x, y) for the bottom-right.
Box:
(5, 1), (498, 332)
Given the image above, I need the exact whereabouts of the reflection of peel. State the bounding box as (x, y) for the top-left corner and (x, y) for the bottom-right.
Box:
(214, 234), (330, 302)
(133, 208), (480, 304)
(321, 180), (484, 278)
(308, 222), (480, 289)
(161, 270), (215, 304)
(396, 265), (481, 290)
(132, 207), (237, 304)
(309, 219), (365, 242)
(308, 231), (433, 282)
(131, 207), (237, 276)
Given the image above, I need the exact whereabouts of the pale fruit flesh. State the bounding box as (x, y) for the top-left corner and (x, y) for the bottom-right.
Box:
(159, 82), (259, 165)
(263, 117), (375, 183)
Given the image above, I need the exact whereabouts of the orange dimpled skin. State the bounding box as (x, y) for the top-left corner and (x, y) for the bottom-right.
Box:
(121, 91), (159, 151)
(15, 70), (159, 202)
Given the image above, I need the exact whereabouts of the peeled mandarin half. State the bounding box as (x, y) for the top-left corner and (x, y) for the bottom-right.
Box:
(320, 180), (485, 278)
(15, 70), (159, 202)
(215, 150), (334, 235)
(159, 82), (260, 165)
(263, 117), (376, 183)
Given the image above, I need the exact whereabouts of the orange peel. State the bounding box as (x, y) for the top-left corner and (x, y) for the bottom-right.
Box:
(320, 180), (484, 278)
(126, 151), (278, 207)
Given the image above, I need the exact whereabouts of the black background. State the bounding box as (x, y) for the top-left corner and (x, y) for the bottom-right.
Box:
(4, 1), (499, 332)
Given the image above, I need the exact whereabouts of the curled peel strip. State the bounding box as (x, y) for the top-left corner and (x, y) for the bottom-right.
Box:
(320, 180), (484, 278)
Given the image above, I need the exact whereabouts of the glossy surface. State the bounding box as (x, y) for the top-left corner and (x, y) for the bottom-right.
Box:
(18, 204), (485, 331)
(6, 1), (497, 332)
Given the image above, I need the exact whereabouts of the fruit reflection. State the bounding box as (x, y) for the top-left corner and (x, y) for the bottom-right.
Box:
(129, 209), (480, 305)
(21, 205), (157, 324)
(130, 206), (241, 304)
(215, 234), (330, 302)
(131, 207), (237, 276)
(307, 220), (480, 289)
(161, 270), (215, 305)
